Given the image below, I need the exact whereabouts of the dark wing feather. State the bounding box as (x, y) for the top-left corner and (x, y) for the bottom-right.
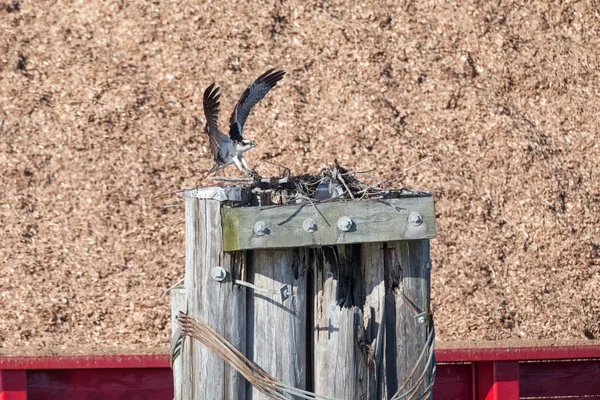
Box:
(229, 68), (285, 140)
(203, 83), (222, 161)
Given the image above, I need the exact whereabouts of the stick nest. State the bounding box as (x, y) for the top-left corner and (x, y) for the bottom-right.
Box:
(211, 162), (408, 205)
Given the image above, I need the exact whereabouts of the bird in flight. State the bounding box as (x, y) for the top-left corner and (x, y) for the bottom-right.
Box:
(202, 68), (285, 176)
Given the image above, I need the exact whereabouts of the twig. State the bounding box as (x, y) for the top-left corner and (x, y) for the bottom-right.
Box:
(160, 202), (184, 209)
(340, 168), (375, 176)
(263, 160), (292, 178)
(377, 156), (435, 190)
(296, 194), (331, 227)
(150, 189), (184, 201)
(259, 177), (290, 185)
(399, 156), (434, 176)
(158, 277), (185, 301)
(336, 172), (355, 199)
(209, 176), (254, 183)
(171, 218), (185, 229)
(293, 180), (331, 226)
(356, 181), (384, 199)
(355, 173), (385, 188)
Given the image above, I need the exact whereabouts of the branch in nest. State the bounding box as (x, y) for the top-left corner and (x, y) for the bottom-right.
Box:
(209, 176), (255, 183)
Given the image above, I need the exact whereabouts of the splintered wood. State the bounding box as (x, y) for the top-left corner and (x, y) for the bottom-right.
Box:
(183, 197), (246, 399)
(175, 187), (435, 399)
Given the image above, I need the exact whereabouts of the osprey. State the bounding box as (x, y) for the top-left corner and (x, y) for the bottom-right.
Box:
(202, 68), (286, 175)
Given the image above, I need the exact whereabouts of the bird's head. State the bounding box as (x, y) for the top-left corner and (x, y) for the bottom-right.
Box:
(237, 139), (256, 152)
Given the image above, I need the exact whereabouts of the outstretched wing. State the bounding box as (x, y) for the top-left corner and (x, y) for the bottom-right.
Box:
(203, 83), (223, 161)
(229, 68), (285, 141)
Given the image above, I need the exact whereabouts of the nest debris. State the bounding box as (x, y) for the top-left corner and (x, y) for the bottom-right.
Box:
(210, 162), (415, 205)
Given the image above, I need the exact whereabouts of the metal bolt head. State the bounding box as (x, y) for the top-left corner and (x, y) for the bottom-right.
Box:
(415, 312), (427, 324)
(303, 218), (317, 233)
(337, 216), (353, 232)
(211, 267), (227, 282)
(425, 260), (432, 271)
(280, 285), (291, 302)
(409, 212), (423, 226)
(254, 221), (268, 236)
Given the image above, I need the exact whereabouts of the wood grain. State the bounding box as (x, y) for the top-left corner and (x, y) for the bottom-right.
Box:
(179, 189), (435, 399)
(182, 197), (246, 400)
(171, 285), (185, 400)
(385, 240), (434, 399)
(247, 248), (307, 400)
(222, 197), (435, 251)
(313, 245), (369, 399)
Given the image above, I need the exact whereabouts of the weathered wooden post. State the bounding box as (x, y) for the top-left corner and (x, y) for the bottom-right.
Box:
(170, 285), (185, 400)
(173, 186), (436, 399)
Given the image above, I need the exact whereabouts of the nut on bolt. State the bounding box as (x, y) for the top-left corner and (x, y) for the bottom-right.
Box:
(254, 221), (268, 236)
(303, 218), (317, 233)
(414, 312), (427, 324)
(408, 212), (423, 226)
(337, 216), (353, 232)
(211, 267), (227, 282)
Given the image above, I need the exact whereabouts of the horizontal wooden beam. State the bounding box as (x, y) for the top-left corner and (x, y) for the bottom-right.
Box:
(221, 195), (436, 251)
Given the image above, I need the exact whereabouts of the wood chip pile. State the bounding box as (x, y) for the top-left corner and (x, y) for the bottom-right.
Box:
(1, 1), (599, 351)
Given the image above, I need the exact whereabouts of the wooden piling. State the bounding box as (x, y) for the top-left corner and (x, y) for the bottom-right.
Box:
(170, 285), (185, 400)
(248, 248), (307, 399)
(182, 189), (247, 400)
(174, 187), (436, 399)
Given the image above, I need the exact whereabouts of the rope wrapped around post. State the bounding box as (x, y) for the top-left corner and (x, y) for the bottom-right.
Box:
(172, 312), (342, 400)
(172, 312), (435, 400)
(391, 321), (436, 400)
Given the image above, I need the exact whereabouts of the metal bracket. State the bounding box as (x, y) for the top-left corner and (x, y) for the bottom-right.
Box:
(280, 285), (291, 302)
(414, 312), (427, 325)
(401, 292), (427, 325)
(211, 267), (292, 303)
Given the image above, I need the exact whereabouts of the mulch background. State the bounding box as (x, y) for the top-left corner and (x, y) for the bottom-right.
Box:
(1, 0), (599, 352)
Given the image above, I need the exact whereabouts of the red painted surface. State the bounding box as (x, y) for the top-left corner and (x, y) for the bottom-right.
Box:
(433, 363), (472, 400)
(2, 344), (598, 369)
(1, 346), (600, 400)
(436, 344), (600, 362)
(27, 368), (172, 400)
(520, 360), (600, 398)
(476, 361), (519, 400)
(0, 370), (27, 400)
(0, 354), (169, 370)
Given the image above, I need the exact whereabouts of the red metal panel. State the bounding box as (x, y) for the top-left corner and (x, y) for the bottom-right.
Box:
(0, 347), (599, 400)
(436, 344), (600, 362)
(433, 363), (472, 400)
(0, 355), (169, 370)
(476, 361), (519, 400)
(520, 360), (600, 398)
(0, 370), (27, 400)
(523, 398), (600, 400)
(27, 368), (173, 400)
(2, 345), (600, 368)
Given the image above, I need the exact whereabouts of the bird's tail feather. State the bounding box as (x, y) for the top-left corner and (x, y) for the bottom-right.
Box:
(203, 164), (223, 180)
